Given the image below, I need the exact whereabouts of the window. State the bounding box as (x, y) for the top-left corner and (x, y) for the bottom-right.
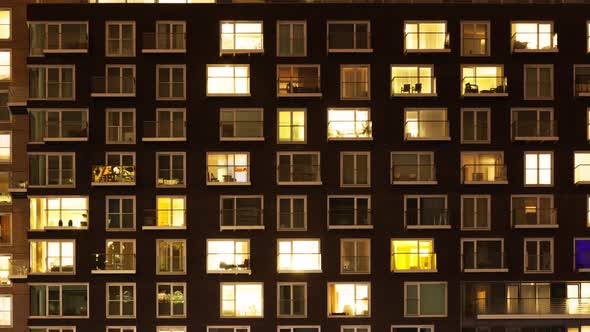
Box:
(404, 108), (449, 140)
(207, 327), (250, 332)
(392, 326), (434, 332)
(220, 196), (263, 230)
(0, 50), (8, 81)
(327, 21), (371, 52)
(28, 109), (87, 142)
(278, 108), (306, 143)
(511, 195), (556, 228)
(106, 196), (135, 230)
(29, 197), (89, 230)
(28, 65), (75, 100)
(391, 152), (436, 184)
(29, 328), (76, 332)
(277, 195), (306, 231)
(157, 65), (185, 100)
(342, 327), (370, 332)
(404, 195), (448, 229)
(91, 65), (135, 96)
(574, 238), (590, 271)
(404, 282), (447, 317)
(156, 152), (185, 187)
(0, 91), (8, 122)
(461, 108), (490, 143)
(341, 65), (370, 100)
(277, 283), (307, 317)
(524, 64), (553, 100)
(511, 108), (556, 141)
(524, 151), (553, 186)
(461, 238), (507, 272)
(391, 239), (436, 272)
(29, 284), (89, 318)
(106, 21), (135, 56)
(157, 283), (186, 318)
(327, 282), (370, 317)
(0, 214), (11, 245)
(511, 22), (557, 52)
(207, 65), (250, 96)
(29, 153), (75, 187)
(328, 196), (371, 229)
(157, 239), (186, 274)
(145, 21), (186, 52)
(0, 10), (9, 40)
(107, 283), (135, 318)
(220, 21), (263, 54)
(220, 283), (263, 318)
(461, 65), (507, 96)
(461, 152), (507, 184)
(461, 195), (490, 230)
(277, 21), (306, 57)
(277, 239), (321, 273)
(91, 152), (135, 186)
(105, 109), (135, 144)
(0, 295), (10, 327)
(143, 108), (186, 141)
(92, 240), (135, 273)
(220, 108), (263, 141)
(28, 22), (88, 55)
(0, 132), (10, 164)
(328, 108), (372, 140)
(143, 196), (186, 229)
(341, 152), (370, 187)
(277, 152), (321, 185)
(157, 328), (186, 332)
(207, 152), (250, 185)
(575, 65), (590, 97)
(107, 328), (135, 332)
(206, 239), (250, 274)
(404, 21), (449, 52)
(391, 65), (436, 96)
(277, 65), (321, 97)
(279, 327), (319, 332)
(575, 152), (590, 184)
(0, 255), (9, 285)
(461, 21), (490, 56)
(30, 240), (75, 273)
(341, 239), (370, 274)
(524, 238), (553, 273)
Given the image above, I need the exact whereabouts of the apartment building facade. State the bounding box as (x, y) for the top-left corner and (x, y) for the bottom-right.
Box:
(10, 2), (590, 332)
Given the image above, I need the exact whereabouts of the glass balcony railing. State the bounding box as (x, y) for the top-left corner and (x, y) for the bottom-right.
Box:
(157, 255), (186, 274)
(8, 172), (27, 192)
(219, 120), (263, 140)
(91, 165), (135, 185)
(328, 208), (372, 228)
(43, 209), (89, 229)
(511, 32), (558, 52)
(328, 31), (371, 52)
(404, 120), (450, 140)
(511, 120), (557, 140)
(575, 164), (590, 184)
(524, 254), (553, 272)
(461, 164), (508, 183)
(220, 208), (264, 230)
(209, 254), (251, 273)
(143, 121), (186, 141)
(462, 76), (508, 96)
(207, 165), (250, 184)
(405, 208), (449, 228)
(143, 209), (186, 229)
(142, 32), (186, 52)
(391, 252), (437, 272)
(512, 208), (557, 227)
(391, 164), (436, 183)
(391, 76), (436, 96)
(462, 252), (508, 271)
(341, 81), (370, 99)
(8, 259), (28, 279)
(91, 76), (136, 96)
(327, 120), (372, 140)
(44, 121), (88, 141)
(277, 77), (321, 96)
(467, 298), (590, 317)
(91, 253), (136, 273)
(277, 164), (321, 183)
(43, 32), (89, 53)
(341, 255), (370, 273)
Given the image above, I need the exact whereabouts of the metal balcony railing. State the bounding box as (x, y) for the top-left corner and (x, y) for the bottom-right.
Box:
(157, 255), (186, 274)
(8, 171), (27, 192)
(462, 76), (508, 95)
(42, 32), (88, 52)
(404, 120), (450, 139)
(208, 254), (250, 273)
(278, 211), (306, 231)
(391, 164), (436, 183)
(207, 165), (250, 184)
(524, 254), (553, 272)
(91, 165), (136, 185)
(277, 164), (321, 183)
(220, 208), (264, 229)
(327, 120), (372, 139)
(511, 32), (558, 51)
(91, 253), (136, 273)
(512, 208), (557, 227)
(391, 76), (436, 95)
(462, 252), (508, 271)
(328, 208), (372, 228)
(143, 209), (186, 229)
(219, 120), (263, 140)
(91, 76), (136, 95)
(391, 252), (437, 271)
(277, 77), (321, 95)
(44, 121), (88, 140)
(404, 31), (450, 50)
(8, 259), (28, 279)
(142, 32), (186, 51)
(328, 31), (371, 51)
(341, 255), (370, 273)
(511, 120), (557, 139)
(144, 121), (186, 140)
(468, 297), (590, 317)
(341, 81), (370, 98)
(405, 208), (449, 228)
(461, 164), (508, 183)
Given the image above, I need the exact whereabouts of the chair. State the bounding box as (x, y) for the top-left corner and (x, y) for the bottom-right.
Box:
(401, 84), (411, 94)
(413, 83), (422, 94)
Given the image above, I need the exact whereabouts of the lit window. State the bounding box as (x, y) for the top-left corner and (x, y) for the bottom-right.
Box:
(29, 197), (89, 230)
(404, 195), (448, 229)
(341, 152), (370, 187)
(28, 65), (75, 100)
(404, 21), (449, 52)
(157, 327), (186, 332)
(575, 238), (590, 271)
(28, 22), (88, 55)
(220, 196), (263, 230)
(107, 283), (135, 318)
(0, 50), (10, 81)
(524, 151), (553, 186)
(524, 64), (553, 100)
(0, 173), (9, 204)
(30, 240), (75, 273)
(91, 152), (135, 186)
(157, 65), (185, 100)
(277, 65), (321, 97)
(220, 108), (263, 141)
(341, 65), (370, 100)
(107, 327), (136, 332)
(277, 239), (321, 273)
(391, 239), (436, 272)
(0, 255), (9, 285)
(404, 282), (447, 317)
(327, 282), (370, 317)
(29, 284), (89, 317)
(391, 152), (436, 184)
(106, 196), (135, 230)
(277, 152), (321, 185)
(461, 238), (507, 272)
(341, 239), (370, 274)
(207, 65), (250, 96)
(328, 196), (371, 229)
(327, 21), (371, 53)
(277, 108), (305, 143)
(461, 108), (490, 143)
(145, 196), (185, 229)
(461, 195), (490, 230)
(0, 295), (10, 327)
(206, 239), (250, 274)
(220, 21), (263, 54)
(575, 152), (590, 184)
(511, 195), (556, 228)
(461, 65), (507, 96)
(220, 283), (263, 318)
(156, 152), (185, 187)
(404, 108), (449, 140)
(0, 10), (9, 40)
(207, 152), (250, 185)
(460, 151), (507, 184)
(588, 21), (590, 53)
(30, 327), (76, 332)
(391, 65), (436, 96)
(277, 21), (306, 57)
(328, 108), (372, 140)
(29, 153), (75, 187)
(0, 214), (10, 245)
(157, 239), (186, 274)
(524, 238), (553, 273)
(157, 283), (186, 318)
(105, 108), (135, 144)
(511, 108), (556, 141)
(511, 21), (557, 52)
(277, 282), (307, 317)
(106, 21), (135, 56)
(93, 239), (135, 273)
(277, 195), (306, 231)
(461, 21), (489, 56)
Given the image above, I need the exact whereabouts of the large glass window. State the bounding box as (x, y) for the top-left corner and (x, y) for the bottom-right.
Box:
(220, 21), (263, 54)
(207, 65), (249, 96)
(28, 66), (74, 100)
(0, 295), (10, 327)
(157, 239), (186, 274)
(157, 65), (185, 100)
(277, 195), (306, 231)
(29, 284), (89, 317)
(277, 152), (321, 184)
(576, 152), (590, 184)
(391, 65), (435, 96)
(107, 283), (135, 318)
(404, 196), (448, 228)
(106, 21), (135, 56)
(220, 196), (263, 230)
(147, 21), (186, 51)
(461, 195), (490, 230)
(461, 65), (507, 96)
(404, 282), (447, 317)
(391, 239), (436, 272)
(511, 108), (556, 140)
(461, 239), (506, 272)
(328, 196), (371, 229)
(404, 108), (449, 140)
(106, 196), (135, 230)
(277, 283), (306, 317)
(221, 283), (263, 317)
(146, 196), (185, 229)
(30, 240), (75, 274)
(207, 152), (249, 185)
(28, 22), (88, 55)
(157, 283), (186, 318)
(156, 152), (185, 187)
(0, 133), (9, 163)
(29, 197), (89, 230)
(277, 21), (306, 57)
(29, 153), (75, 187)
(207, 239), (250, 274)
(575, 239), (590, 271)
(327, 21), (371, 52)
(461, 152), (507, 184)
(278, 108), (305, 143)
(575, 65), (590, 97)
(106, 109), (135, 144)
(341, 239), (370, 274)
(404, 21), (449, 52)
(524, 238), (553, 273)
(143, 108), (185, 141)
(277, 239), (321, 273)
(0, 91), (8, 122)
(341, 65), (370, 100)
(0, 50), (8, 81)
(524, 151), (553, 186)
(511, 195), (556, 228)
(391, 152), (436, 184)
(461, 21), (489, 56)
(220, 108), (263, 141)
(524, 65), (553, 100)
(461, 108), (490, 143)
(328, 108), (372, 140)
(341, 152), (370, 187)
(327, 283), (370, 317)
(277, 65), (321, 97)
(0, 214), (10, 246)
(0, 10), (10, 40)
(0, 255), (9, 285)
(511, 22), (557, 52)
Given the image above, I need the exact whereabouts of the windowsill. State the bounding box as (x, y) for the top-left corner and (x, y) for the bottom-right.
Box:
(43, 49), (88, 54)
(328, 225), (373, 230)
(43, 137), (88, 142)
(577, 92), (590, 97)
(220, 49), (264, 55)
(278, 269), (322, 274)
(513, 48), (558, 53)
(142, 48), (186, 54)
(91, 182), (135, 186)
(220, 137), (265, 142)
(91, 93), (136, 97)
(328, 48), (373, 53)
(478, 313), (590, 320)
(207, 182), (251, 186)
(514, 224), (558, 229)
(156, 184), (186, 189)
(44, 226), (88, 231)
(405, 48), (451, 53)
(524, 270), (554, 274)
(463, 180), (509, 185)
(277, 181), (322, 186)
(207, 94), (251, 97)
(462, 93), (509, 97)
(207, 270), (251, 275)
(29, 315), (90, 319)
(393, 181), (438, 185)
(328, 137), (373, 141)
(328, 314), (370, 318)
(142, 226), (186, 230)
(575, 180), (590, 185)
(341, 97), (371, 101)
(91, 269), (136, 274)
(28, 272), (75, 275)
(277, 93), (322, 98)
(513, 136), (558, 141)
(393, 269), (437, 273)
(341, 184), (372, 188)
(577, 268), (590, 272)
(220, 226), (265, 231)
(463, 268), (508, 273)
(8, 187), (27, 193)
(156, 271), (187, 275)
(406, 225), (451, 230)
(142, 137), (187, 142)
(392, 93), (437, 97)
(405, 137), (451, 141)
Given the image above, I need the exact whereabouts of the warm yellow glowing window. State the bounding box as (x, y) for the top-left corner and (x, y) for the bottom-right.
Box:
(207, 65), (250, 96)
(327, 108), (371, 140)
(524, 152), (552, 186)
(220, 21), (263, 53)
(207, 239), (250, 273)
(0, 51), (9, 81)
(0, 255), (9, 286)
(511, 22), (556, 51)
(207, 152), (249, 184)
(156, 196), (185, 227)
(461, 65), (506, 95)
(391, 239), (436, 272)
(278, 109), (305, 143)
(30, 240), (75, 273)
(404, 22), (448, 51)
(221, 283), (263, 317)
(404, 109), (448, 140)
(575, 153), (590, 184)
(461, 152), (506, 183)
(277, 239), (321, 273)
(29, 197), (89, 230)
(391, 65), (435, 96)
(0, 10), (10, 40)
(327, 283), (370, 317)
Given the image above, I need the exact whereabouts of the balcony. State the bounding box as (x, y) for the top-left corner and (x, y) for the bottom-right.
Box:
(277, 73), (321, 97)
(209, 253), (251, 274)
(511, 120), (558, 141)
(42, 209), (89, 230)
(512, 208), (557, 228)
(391, 164), (436, 184)
(511, 32), (558, 52)
(467, 298), (590, 319)
(91, 253), (136, 274)
(404, 120), (450, 140)
(461, 164), (508, 184)
(91, 165), (135, 186)
(404, 31), (450, 53)
(43, 121), (88, 142)
(341, 255), (370, 274)
(391, 252), (437, 272)
(91, 76), (136, 97)
(8, 171), (27, 193)
(574, 164), (590, 184)
(7, 259), (28, 279)
(391, 76), (437, 96)
(207, 165), (250, 185)
(37, 32), (88, 54)
(405, 208), (449, 229)
(328, 208), (372, 229)
(462, 76), (508, 96)
(462, 252), (508, 272)
(220, 208), (264, 230)
(327, 120), (372, 140)
(575, 74), (590, 97)
(277, 164), (321, 185)
(142, 32), (186, 53)
(143, 209), (186, 230)
(143, 120), (186, 141)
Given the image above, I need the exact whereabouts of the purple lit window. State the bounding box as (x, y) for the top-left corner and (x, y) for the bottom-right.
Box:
(575, 239), (590, 270)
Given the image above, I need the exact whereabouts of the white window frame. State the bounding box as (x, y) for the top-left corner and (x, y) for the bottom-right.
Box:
(510, 194), (556, 229)
(460, 238), (508, 272)
(276, 195), (307, 231)
(28, 65), (75, 100)
(30, 328), (77, 332)
(219, 20), (264, 55)
(28, 283), (90, 318)
(206, 64), (250, 97)
(148, 20), (186, 52)
(460, 20), (490, 57)
(277, 239), (321, 273)
(28, 152), (76, 188)
(35, 109), (88, 142)
(0, 89), (10, 123)
(404, 20), (450, 53)
(460, 195), (491, 231)
(105, 21), (135, 57)
(156, 327), (186, 332)
(0, 49), (9, 81)
(523, 64), (554, 100)
(219, 282), (264, 318)
(28, 195), (89, 231)
(327, 107), (372, 141)
(276, 21), (307, 57)
(219, 108), (264, 141)
(143, 107), (186, 142)
(156, 282), (187, 318)
(524, 151), (553, 187)
(141, 195), (186, 230)
(156, 64), (186, 100)
(207, 327), (250, 332)
(327, 195), (372, 230)
(277, 326), (320, 332)
(326, 21), (372, 53)
(106, 327), (136, 332)
(105, 108), (135, 144)
(0, 294), (11, 327)
(206, 152), (251, 186)
(342, 326), (371, 332)
(156, 151), (186, 188)
(277, 108), (306, 144)
(510, 107), (557, 141)
(219, 195), (264, 231)
(0, 9), (11, 41)
(105, 195), (136, 231)
(511, 21), (557, 53)
(390, 151), (436, 185)
(28, 21), (88, 54)
(276, 282), (307, 318)
(523, 237), (554, 274)
(340, 64), (370, 100)
(0, 254), (10, 286)
(403, 195), (449, 229)
(91, 64), (135, 97)
(340, 238), (371, 275)
(403, 282), (447, 317)
(156, 239), (187, 275)
(460, 108), (490, 144)
(29, 239), (76, 274)
(276, 151), (321, 185)
(206, 238), (251, 274)
(0, 213), (11, 246)
(390, 238), (436, 273)
(106, 283), (136, 318)
(460, 151), (507, 184)
(327, 282), (371, 318)
(340, 151), (371, 188)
